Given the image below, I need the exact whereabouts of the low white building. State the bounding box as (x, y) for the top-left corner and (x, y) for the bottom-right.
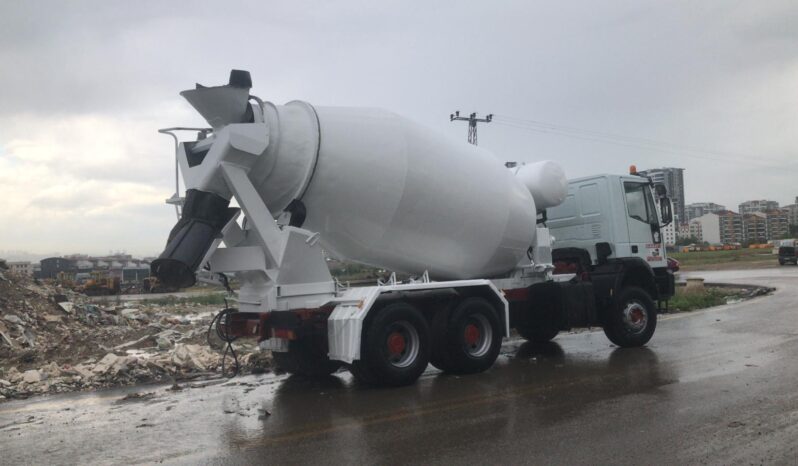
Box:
(7, 261), (34, 276)
(693, 213), (721, 244)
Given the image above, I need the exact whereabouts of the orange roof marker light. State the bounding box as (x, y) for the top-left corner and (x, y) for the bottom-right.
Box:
(629, 164), (638, 175)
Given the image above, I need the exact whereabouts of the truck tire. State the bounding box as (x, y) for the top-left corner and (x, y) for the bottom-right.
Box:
(273, 338), (342, 377)
(516, 324), (559, 343)
(431, 298), (502, 374)
(603, 286), (657, 348)
(350, 302), (430, 387)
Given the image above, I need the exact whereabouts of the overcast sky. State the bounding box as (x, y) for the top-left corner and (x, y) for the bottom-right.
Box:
(1, 1), (797, 258)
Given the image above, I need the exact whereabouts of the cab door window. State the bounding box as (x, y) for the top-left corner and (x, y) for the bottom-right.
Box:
(624, 182), (655, 224)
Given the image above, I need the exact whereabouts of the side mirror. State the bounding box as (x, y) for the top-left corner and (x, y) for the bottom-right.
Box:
(659, 197), (673, 225)
(655, 184), (667, 197)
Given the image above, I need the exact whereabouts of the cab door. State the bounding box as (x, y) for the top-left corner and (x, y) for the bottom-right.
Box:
(622, 181), (666, 267)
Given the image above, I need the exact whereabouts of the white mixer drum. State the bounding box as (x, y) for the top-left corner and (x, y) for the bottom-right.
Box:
(256, 105), (538, 279)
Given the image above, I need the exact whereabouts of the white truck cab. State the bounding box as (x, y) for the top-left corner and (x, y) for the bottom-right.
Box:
(547, 173), (670, 269)
(546, 172), (675, 307)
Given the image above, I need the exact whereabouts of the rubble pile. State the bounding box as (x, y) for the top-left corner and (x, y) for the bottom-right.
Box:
(0, 274), (271, 401)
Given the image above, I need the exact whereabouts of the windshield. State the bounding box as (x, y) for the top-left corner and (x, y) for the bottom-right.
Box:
(624, 182), (658, 225)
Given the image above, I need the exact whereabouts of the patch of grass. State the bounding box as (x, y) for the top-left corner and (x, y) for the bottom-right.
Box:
(670, 248), (774, 269)
(140, 293), (228, 306)
(667, 287), (741, 312)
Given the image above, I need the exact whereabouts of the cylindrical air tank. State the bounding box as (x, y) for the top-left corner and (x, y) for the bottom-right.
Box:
(512, 161), (568, 210)
(242, 102), (565, 280)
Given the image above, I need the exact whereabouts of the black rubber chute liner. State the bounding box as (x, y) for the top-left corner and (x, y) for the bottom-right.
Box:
(151, 189), (239, 289)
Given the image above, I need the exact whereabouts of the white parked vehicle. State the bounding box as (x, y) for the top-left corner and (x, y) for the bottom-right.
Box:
(151, 71), (675, 386)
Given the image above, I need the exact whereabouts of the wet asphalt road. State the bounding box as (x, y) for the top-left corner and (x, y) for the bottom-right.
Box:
(2, 267), (798, 465)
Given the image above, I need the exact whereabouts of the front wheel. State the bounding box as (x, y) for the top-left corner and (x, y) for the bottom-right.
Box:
(603, 286), (657, 348)
(350, 302), (430, 387)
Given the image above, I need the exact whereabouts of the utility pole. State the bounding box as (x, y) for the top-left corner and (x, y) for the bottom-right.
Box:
(450, 111), (493, 145)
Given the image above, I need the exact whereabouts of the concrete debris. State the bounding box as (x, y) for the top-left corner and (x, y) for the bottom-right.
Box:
(57, 302), (74, 314)
(171, 344), (220, 371)
(0, 329), (14, 348)
(22, 370), (42, 384)
(3, 314), (23, 325)
(41, 362), (62, 378)
(0, 273), (272, 402)
(156, 335), (174, 351)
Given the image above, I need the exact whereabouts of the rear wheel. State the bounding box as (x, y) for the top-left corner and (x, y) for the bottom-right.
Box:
(603, 286), (657, 347)
(431, 298), (502, 374)
(273, 338), (342, 377)
(350, 302), (430, 387)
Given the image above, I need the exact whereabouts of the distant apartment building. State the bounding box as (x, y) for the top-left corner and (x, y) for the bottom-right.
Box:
(738, 210), (789, 243)
(661, 221), (676, 246)
(688, 221), (702, 241)
(7, 261), (33, 276)
(693, 211), (742, 244)
(738, 199), (779, 215)
(784, 197), (798, 226)
(637, 167), (686, 224)
(765, 210), (789, 240)
(677, 223), (691, 239)
(717, 210), (743, 244)
(743, 213), (768, 244)
(685, 202), (725, 221)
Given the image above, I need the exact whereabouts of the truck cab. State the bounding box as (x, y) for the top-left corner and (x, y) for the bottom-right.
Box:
(778, 240), (797, 265)
(547, 173), (675, 303)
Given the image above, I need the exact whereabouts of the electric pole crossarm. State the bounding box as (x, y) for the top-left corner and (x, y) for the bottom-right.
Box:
(449, 110), (493, 145)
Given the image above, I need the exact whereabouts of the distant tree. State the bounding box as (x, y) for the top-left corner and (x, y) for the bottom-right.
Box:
(675, 236), (700, 246)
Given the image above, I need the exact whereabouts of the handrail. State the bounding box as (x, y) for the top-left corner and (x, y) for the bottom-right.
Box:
(157, 127), (212, 219)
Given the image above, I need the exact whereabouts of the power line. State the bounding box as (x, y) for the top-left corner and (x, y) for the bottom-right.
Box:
(491, 114), (789, 169)
(450, 111), (493, 145)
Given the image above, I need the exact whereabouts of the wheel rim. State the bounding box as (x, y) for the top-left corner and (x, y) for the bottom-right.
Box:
(385, 321), (420, 368)
(463, 314), (492, 358)
(622, 301), (648, 334)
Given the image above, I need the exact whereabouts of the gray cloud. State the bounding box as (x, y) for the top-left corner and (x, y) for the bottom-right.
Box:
(1, 0), (797, 255)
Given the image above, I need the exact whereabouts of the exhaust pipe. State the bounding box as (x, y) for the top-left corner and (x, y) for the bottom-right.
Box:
(151, 189), (239, 289)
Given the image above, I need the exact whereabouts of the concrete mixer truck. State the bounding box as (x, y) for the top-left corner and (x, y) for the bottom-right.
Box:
(151, 70), (675, 386)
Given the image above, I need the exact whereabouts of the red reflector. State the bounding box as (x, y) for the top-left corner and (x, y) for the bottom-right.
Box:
(272, 328), (297, 340)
